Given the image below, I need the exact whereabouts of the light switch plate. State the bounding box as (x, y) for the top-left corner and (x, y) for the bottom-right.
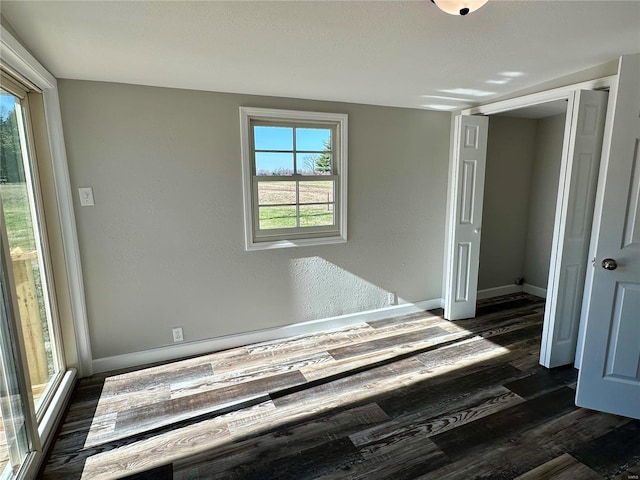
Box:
(78, 187), (95, 206)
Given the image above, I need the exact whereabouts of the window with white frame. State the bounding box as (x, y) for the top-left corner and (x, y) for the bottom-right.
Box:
(240, 107), (348, 250)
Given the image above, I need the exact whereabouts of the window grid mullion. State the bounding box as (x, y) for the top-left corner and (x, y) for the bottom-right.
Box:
(292, 126), (297, 175)
(259, 202), (298, 208)
(293, 127), (300, 227)
(254, 149), (325, 154)
(295, 179), (300, 228)
(254, 175), (338, 181)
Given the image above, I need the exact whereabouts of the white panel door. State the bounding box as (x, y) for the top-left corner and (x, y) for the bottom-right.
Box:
(444, 115), (488, 320)
(576, 54), (640, 419)
(539, 90), (609, 368)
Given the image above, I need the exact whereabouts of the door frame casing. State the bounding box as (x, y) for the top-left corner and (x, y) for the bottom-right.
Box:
(443, 74), (616, 367)
(461, 76), (615, 117)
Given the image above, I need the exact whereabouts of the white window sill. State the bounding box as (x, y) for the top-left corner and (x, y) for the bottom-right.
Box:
(246, 235), (347, 251)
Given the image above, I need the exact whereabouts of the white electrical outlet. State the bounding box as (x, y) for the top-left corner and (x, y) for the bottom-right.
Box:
(172, 327), (184, 342)
(78, 187), (95, 206)
(387, 292), (397, 305)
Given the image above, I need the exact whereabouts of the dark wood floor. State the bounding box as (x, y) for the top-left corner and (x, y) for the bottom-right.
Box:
(41, 294), (640, 479)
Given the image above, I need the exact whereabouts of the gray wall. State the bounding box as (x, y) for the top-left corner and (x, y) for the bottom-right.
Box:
(478, 116), (537, 290)
(524, 113), (566, 289)
(478, 113), (566, 292)
(58, 80), (450, 359)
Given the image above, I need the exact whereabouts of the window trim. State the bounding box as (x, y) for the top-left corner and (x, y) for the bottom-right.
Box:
(0, 75), (67, 420)
(0, 24), (92, 379)
(240, 107), (348, 250)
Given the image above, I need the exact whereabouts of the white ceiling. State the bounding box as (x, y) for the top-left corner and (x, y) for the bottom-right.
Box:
(2, 1), (639, 111)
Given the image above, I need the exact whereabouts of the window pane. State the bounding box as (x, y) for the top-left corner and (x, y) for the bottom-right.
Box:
(296, 128), (331, 152)
(254, 126), (293, 151)
(258, 181), (296, 205)
(259, 205), (297, 229)
(299, 204), (334, 227)
(0, 89), (58, 412)
(297, 153), (332, 175)
(299, 180), (334, 204)
(0, 255), (32, 473)
(255, 152), (294, 176)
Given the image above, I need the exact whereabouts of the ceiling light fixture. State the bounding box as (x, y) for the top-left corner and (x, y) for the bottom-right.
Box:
(431, 0), (488, 16)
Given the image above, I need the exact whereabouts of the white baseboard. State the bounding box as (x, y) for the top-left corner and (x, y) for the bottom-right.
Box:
(92, 298), (443, 374)
(523, 283), (547, 298)
(476, 285), (523, 300)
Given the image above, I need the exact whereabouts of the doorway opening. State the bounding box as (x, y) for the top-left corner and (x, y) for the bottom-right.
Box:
(478, 101), (572, 373)
(444, 88), (610, 371)
(478, 100), (568, 307)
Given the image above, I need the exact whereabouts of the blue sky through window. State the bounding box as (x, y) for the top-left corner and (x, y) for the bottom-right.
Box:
(254, 126), (331, 174)
(296, 128), (330, 151)
(254, 126), (293, 150)
(0, 92), (16, 120)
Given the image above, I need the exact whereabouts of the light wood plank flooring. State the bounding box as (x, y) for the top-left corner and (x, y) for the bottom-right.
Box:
(40, 294), (640, 479)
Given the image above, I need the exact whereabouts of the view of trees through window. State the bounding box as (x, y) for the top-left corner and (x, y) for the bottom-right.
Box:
(0, 102), (27, 187)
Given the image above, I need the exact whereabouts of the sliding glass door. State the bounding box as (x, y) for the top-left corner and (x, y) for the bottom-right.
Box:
(0, 84), (62, 412)
(0, 73), (65, 476)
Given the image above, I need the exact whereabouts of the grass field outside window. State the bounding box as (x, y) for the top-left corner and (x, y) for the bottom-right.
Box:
(258, 180), (334, 229)
(1, 183), (36, 250)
